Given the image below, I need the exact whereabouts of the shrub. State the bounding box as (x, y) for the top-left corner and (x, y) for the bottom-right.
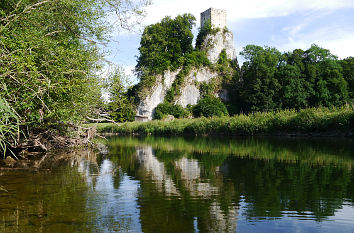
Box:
(192, 97), (229, 117)
(195, 20), (219, 50)
(154, 102), (189, 120)
(184, 51), (211, 68)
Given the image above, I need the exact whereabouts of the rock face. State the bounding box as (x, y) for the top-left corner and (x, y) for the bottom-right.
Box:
(136, 69), (180, 119)
(202, 30), (236, 64)
(136, 68), (218, 120)
(175, 68), (218, 107)
(136, 30), (237, 120)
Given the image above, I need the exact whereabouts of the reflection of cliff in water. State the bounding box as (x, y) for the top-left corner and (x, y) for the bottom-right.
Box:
(134, 146), (238, 233)
(107, 136), (354, 224)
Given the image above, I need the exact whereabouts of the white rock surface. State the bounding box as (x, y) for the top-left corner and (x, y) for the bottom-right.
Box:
(136, 69), (180, 119)
(136, 68), (218, 120)
(202, 30), (236, 64)
(175, 68), (218, 107)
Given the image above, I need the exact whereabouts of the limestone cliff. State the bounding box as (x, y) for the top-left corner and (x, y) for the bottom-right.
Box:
(201, 30), (237, 64)
(136, 30), (237, 120)
(137, 68), (219, 120)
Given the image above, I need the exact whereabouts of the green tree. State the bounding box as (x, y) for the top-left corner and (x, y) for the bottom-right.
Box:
(192, 96), (229, 117)
(154, 102), (189, 120)
(106, 67), (135, 122)
(275, 49), (311, 109)
(239, 45), (282, 112)
(276, 64), (309, 109)
(195, 19), (212, 50)
(0, 0), (149, 154)
(135, 13), (196, 76)
(238, 44), (349, 112)
(303, 45), (348, 106)
(340, 57), (354, 99)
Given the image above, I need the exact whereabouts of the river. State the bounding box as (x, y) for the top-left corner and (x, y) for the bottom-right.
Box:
(1, 136), (354, 232)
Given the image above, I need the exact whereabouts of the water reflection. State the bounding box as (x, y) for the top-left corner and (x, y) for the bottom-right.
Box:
(0, 136), (354, 232)
(134, 146), (238, 233)
(105, 136), (354, 232)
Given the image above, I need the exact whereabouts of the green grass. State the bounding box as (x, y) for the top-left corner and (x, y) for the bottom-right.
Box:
(0, 97), (20, 157)
(95, 106), (354, 137)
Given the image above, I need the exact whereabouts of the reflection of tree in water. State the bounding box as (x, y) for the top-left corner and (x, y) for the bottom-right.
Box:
(221, 157), (354, 221)
(109, 145), (239, 233)
(106, 136), (354, 231)
(0, 150), (96, 233)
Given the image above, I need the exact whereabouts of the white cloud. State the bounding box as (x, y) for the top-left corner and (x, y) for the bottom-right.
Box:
(275, 26), (354, 59)
(143, 0), (354, 27)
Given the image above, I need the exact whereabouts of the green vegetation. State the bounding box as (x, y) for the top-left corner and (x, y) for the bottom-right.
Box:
(105, 67), (135, 122)
(341, 57), (354, 98)
(135, 14), (196, 76)
(154, 102), (189, 120)
(195, 19), (219, 50)
(237, 44), (352, 112)
(0, 0), (149, 155)
(0, 98), (19, 156)
(192, 96), (229, 117)
(96, 106), (354, 136)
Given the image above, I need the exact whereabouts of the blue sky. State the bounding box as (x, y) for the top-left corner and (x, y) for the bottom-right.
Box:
(104, 0), (354, 81)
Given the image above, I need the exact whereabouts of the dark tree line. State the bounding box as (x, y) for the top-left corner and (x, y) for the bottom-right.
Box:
(235, 45), (353, 112)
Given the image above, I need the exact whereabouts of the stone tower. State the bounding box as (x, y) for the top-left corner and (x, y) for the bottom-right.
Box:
(201, 8), (227, 29)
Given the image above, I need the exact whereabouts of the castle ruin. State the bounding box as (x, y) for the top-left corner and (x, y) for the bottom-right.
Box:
(136, 8), (236, 120)
(201, 8), (227, 29)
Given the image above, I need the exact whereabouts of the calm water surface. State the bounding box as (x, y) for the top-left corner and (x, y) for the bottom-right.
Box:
(1, 136), (354, 232)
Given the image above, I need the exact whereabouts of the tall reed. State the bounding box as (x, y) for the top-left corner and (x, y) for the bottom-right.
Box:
(0, 97), (20, 157)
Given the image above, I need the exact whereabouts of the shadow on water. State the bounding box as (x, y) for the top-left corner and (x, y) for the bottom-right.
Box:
(0, 136), (353, 232)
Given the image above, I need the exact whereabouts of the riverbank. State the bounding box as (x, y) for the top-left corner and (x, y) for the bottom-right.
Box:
(95, 106), (354, 137)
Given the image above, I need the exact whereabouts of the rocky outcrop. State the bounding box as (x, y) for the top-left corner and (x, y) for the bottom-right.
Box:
(136, 30), (237, 120)
(201, 30), (236, 64)
(136, 68), (218, 120)
(175, 68), (218, 107)
(136, 69), (180, 119)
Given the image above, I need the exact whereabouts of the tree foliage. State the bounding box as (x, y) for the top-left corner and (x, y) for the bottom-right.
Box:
(0, 0), (149, 153)
(192, 96), (229, 118)
(106, 67), (135, 122)
(341, 57), (354, 99)
(237, 44), (351, 112)
(154, 102), (189, 120)
(135, 13), (196, 76)
(195, 19), (213, 50)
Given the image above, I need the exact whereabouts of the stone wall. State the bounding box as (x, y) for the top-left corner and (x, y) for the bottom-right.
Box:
(201, 8), (227, 29)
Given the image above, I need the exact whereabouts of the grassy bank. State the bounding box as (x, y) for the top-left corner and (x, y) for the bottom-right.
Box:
(95, 106), (354, 137)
